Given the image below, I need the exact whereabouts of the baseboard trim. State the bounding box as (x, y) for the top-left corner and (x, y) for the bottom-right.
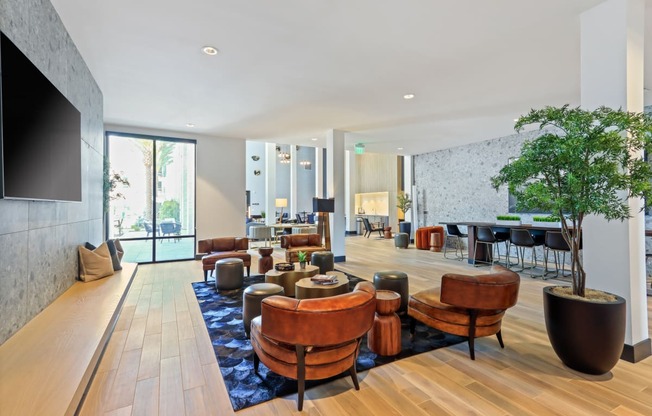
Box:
(621, 338), (652, 363)
(345, 231), (358, 235)
(334, 255), (346, 262)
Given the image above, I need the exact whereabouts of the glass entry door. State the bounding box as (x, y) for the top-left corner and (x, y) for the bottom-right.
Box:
(107, 132), (196, 263)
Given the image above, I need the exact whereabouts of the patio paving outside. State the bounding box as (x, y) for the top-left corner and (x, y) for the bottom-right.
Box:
(119, 236), (195, 263)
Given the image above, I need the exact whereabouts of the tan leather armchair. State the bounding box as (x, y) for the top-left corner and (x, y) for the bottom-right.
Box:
(250, 281), (376, 411)
(408, 265), (520, 360)
(280, 233), (325, 263)
(198, 237), (251, 281)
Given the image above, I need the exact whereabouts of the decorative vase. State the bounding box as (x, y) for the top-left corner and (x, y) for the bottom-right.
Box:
(543, 286), (626, 375)
(299, 261), (306, 269)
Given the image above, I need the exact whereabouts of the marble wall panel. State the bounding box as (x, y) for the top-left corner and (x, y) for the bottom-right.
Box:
(0, 232), (29, 344)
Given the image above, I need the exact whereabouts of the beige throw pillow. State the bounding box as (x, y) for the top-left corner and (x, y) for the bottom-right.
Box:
(79, 242), (114, 282)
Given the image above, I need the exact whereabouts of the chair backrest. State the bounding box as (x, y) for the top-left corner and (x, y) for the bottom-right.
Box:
(510, 229), (534, 247)
(446, 224), (462, 237)
(545, 231), (571, 251)
(362, 217), (372, 231)
(160, 222), (175, 234)
(296, 214), (303, 223)
(260, 281), (376, 346)
(280, 233), (322, 249)
(144, 222), (153, 233)
(476, 226), (496, 243)
(440, 265), (520, 310)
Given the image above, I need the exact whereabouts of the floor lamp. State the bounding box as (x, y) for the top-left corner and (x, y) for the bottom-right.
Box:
(275, 198), (288, 223)
(313, 198), (335, 251)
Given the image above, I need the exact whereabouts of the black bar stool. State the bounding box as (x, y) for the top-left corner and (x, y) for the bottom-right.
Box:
(509, 228), (544, 277)
(544, 231), (574, 278)
(474, 226), (509, 266)
(444, 224), (468, 260)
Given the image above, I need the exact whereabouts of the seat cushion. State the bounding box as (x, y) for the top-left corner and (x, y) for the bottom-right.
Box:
(408, 288), (505, 337)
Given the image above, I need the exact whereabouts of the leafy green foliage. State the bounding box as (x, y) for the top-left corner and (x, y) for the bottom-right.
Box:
(491, 105), (652, 296)
(496, 215), (521, 221)
(533, 215), (560, 222)
(159, 199), (180, 222)
(103, 157), (130, 213)
(397, 192), (412, 214)
(297, 251), (308, 263)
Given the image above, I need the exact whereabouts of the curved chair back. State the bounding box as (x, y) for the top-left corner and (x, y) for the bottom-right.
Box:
(446, 224), (463, 237)
(545, 231), (571, 251)
(510, 228), (534, 247)
(440, 266), (520, 310)
(261, 282), (376, 346)
(476, 226), (497, 243)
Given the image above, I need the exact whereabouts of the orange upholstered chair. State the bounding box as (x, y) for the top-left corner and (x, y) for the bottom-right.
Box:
(415, 226), (445, 250)
(408, 265), (520, 359)
(250, 281), (376, 411)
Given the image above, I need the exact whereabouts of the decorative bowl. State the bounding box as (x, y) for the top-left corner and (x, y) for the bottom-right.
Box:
(275, 262), (295, 271)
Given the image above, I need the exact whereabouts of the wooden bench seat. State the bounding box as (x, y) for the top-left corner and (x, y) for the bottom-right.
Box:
(0, 263), (138, 416)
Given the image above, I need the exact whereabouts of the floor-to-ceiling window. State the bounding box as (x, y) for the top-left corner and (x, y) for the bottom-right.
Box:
(106, 132), (196, 263)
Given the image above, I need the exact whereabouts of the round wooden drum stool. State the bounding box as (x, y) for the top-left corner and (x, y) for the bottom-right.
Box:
(367, 290), (402, 356)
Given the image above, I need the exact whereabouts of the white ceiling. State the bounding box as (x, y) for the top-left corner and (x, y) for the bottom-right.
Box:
(50, 0), (651, 155)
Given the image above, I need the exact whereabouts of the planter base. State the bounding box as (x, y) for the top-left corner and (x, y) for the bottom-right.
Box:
(543, 286), (626, 375)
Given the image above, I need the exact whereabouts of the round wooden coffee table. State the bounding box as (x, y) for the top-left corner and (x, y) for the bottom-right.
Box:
(264, 264), (318, 297)
(367, 290), (402, 356)
(294, 272), (349, 299)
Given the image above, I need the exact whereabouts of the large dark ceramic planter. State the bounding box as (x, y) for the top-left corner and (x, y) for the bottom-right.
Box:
(399, 221), (411, 237)
(543, 286), (626, 375)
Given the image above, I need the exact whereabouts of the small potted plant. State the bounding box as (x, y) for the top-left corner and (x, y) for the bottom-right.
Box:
(495, 214), (521, 226)
(397, 192), (413, 236)
(532, 215), (561, 228)
(492, 105), (652, 374)
(297, 251), (308, 269)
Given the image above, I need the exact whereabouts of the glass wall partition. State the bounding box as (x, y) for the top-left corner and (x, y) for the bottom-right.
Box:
(106, 132), (196, 263)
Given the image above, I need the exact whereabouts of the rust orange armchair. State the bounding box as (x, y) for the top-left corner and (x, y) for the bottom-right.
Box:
(408, 265), (520, 359)
(250, 281), (376, 411)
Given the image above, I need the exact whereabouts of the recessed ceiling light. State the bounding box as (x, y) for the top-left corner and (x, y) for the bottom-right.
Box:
(397, 147), (404, 150)
(186, 123), (195, 128)
(202, 46), (218, 56)
(403, 93), (415, 100)
(513, 118), (518, 122)
(311, 137), (318, 141)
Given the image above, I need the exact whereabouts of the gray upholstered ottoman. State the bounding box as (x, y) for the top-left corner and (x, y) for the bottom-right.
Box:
(373, 270), (409, 313)
(215, 258), (244, 291)
(311, 251), (334, 274)
(243, 283), (284, 337)
(394, 232), (409, 249)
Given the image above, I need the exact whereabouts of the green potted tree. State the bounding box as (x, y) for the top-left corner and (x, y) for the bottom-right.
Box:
(491, 105), (652, 374)
(397, 192), (413, 236)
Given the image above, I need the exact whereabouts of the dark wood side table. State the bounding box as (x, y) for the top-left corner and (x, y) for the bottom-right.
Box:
(367, 290), (402, 356)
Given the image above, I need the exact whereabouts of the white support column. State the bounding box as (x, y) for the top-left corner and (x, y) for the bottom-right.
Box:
(345, 150), (357, 233)
(264, 143), (277, 226)
(290, 144), (298, 218)
(581, 0), (650, 362)
(315, 147), (324, 198)
(326, 129), (346, 261)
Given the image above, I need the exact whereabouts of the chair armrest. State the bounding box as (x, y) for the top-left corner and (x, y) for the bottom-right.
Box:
(197, 239), (212, 254)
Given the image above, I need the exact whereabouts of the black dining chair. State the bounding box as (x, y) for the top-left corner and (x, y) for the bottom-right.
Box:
(544, 231), (577, 278)
(509, 229), (544, 277)
(444, 224), (468, 260)
(474, 226), (508, 266)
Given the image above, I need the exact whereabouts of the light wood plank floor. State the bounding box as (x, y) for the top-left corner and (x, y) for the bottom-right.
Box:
(80, 236), (652, 415)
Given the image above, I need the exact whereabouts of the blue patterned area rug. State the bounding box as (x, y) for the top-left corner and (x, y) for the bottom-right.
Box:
(192, 273), (465, 411)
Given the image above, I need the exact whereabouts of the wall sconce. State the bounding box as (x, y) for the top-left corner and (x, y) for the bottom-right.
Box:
(251, 155), (260, 161)
(254, 170), (261, 176)
(300, 160), (312, 170)
(277, 145), (291, 163)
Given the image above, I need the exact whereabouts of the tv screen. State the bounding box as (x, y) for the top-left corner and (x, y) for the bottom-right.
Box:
(0, 32), (82, 202)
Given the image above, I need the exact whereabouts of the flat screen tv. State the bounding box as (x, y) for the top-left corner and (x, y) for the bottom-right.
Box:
(0, 32), (82, 202)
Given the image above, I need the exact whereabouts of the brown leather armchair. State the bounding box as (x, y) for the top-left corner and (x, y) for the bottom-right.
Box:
(280, 233), (325, 263)
(198, 237), (251, 281)
(250, 281), (376, 411)
(408, 265), (520, 360)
